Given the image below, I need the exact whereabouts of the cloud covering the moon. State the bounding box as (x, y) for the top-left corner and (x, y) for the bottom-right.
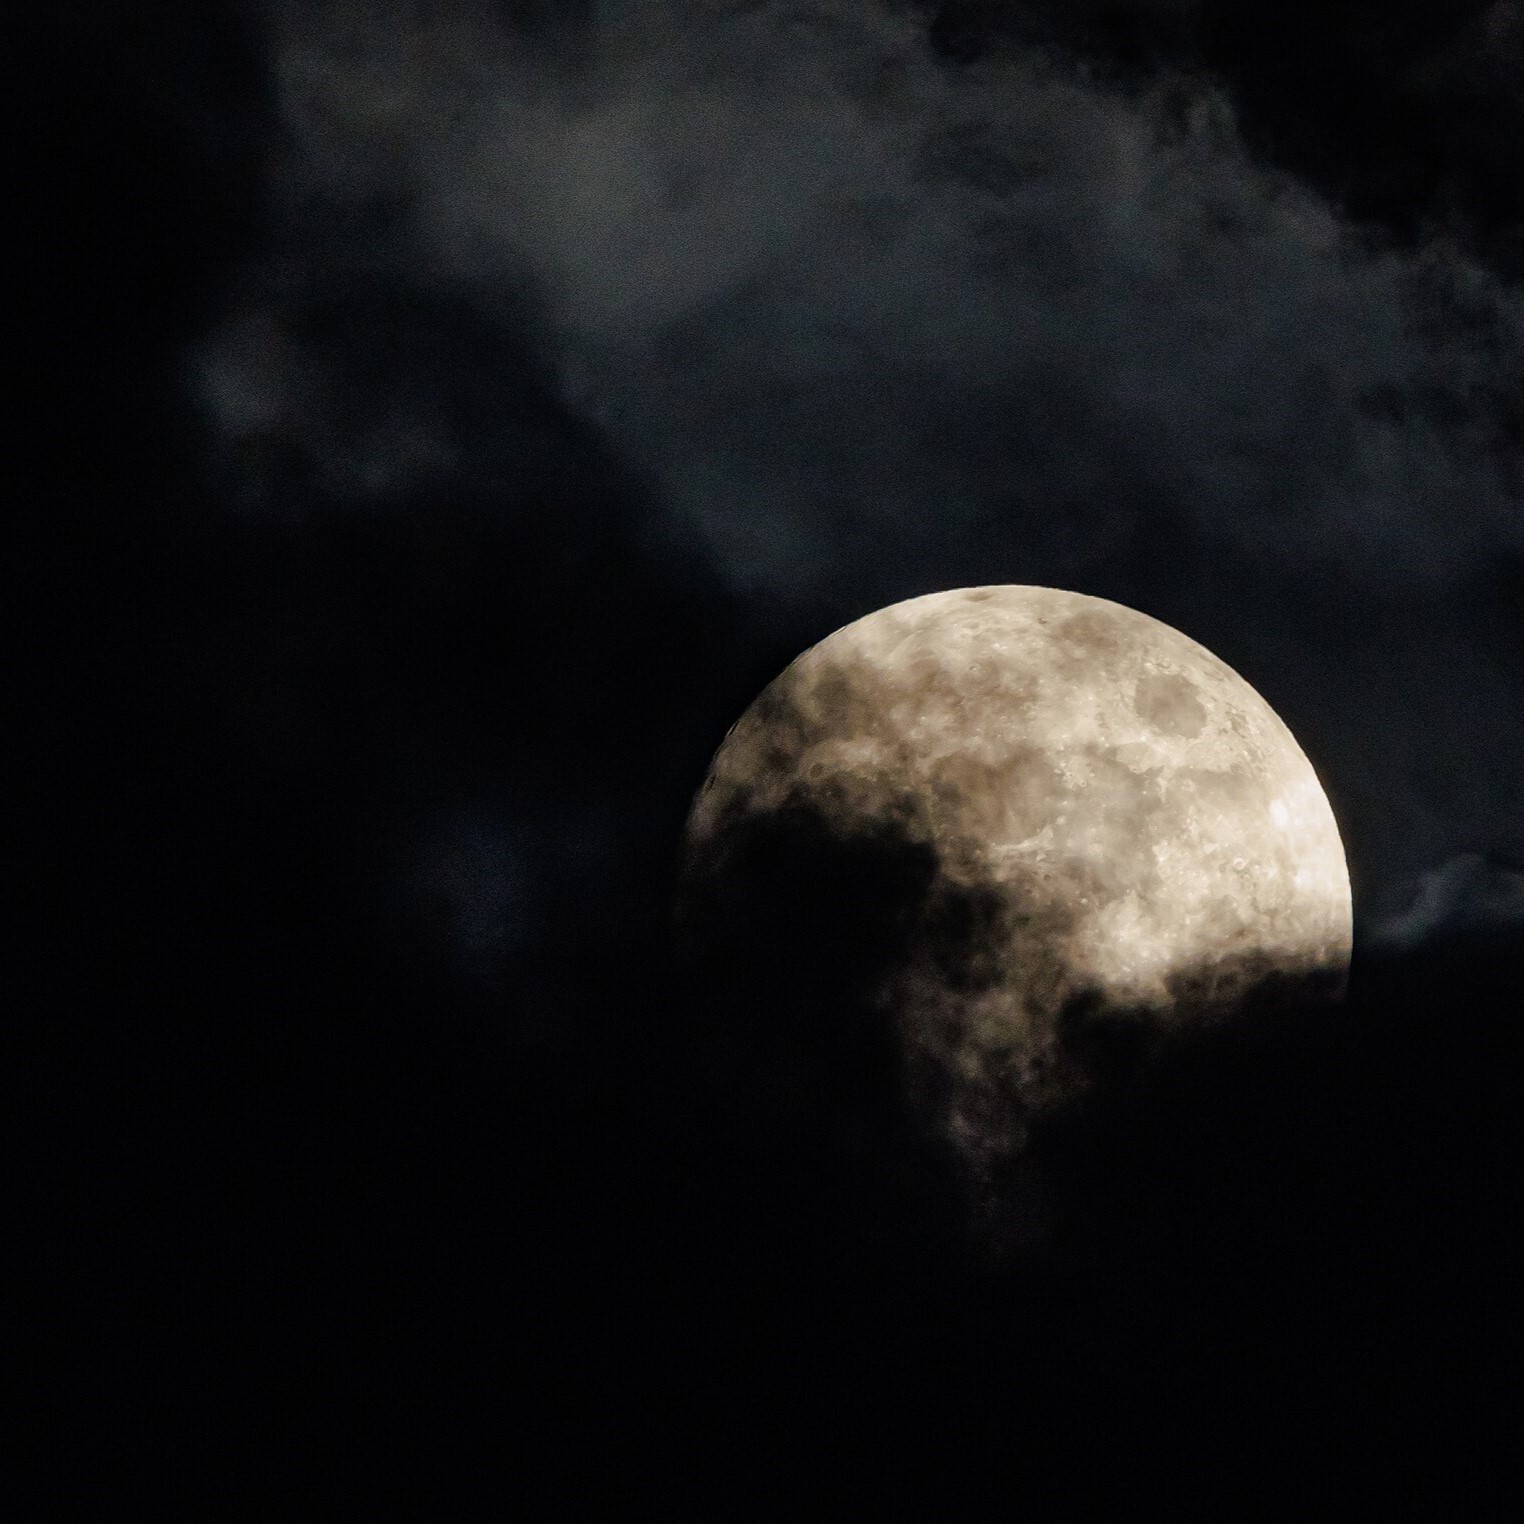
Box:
(679, 588), (1352, 1237)
(191, 0), (1523, 950)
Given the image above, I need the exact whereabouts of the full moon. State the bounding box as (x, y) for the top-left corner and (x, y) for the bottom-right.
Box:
(676, 586), (1351, 1233)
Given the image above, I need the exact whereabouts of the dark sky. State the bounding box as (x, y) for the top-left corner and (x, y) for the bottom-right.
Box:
(36, 1), (1523, 1514)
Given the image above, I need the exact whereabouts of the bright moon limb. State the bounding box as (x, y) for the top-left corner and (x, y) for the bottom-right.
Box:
(677, 585), (1352, 1225)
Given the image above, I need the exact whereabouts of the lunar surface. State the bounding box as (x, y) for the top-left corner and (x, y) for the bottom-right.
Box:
(676, 585), (1351, 1236)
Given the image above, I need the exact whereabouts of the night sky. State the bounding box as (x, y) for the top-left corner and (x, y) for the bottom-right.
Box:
(37, 2), (1522, 1514)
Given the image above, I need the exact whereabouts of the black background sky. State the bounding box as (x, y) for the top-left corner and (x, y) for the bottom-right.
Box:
(35, 1), (1524, 1515)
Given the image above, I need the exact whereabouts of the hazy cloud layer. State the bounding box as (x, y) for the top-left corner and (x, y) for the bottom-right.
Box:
(195, 0), (1522, 930)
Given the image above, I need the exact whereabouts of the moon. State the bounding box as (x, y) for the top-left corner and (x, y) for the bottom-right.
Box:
(676, 586), (1351, 1237)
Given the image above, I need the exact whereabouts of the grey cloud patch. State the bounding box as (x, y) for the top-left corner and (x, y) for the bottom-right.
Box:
(201, 0), (1521, 906)
(380, 2), (1523, 595)
(409, 807), (534, 983)
(192, 300), (461, 511)
(236, 4), (1523, 583)
(1363, 852), (1524, 951)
